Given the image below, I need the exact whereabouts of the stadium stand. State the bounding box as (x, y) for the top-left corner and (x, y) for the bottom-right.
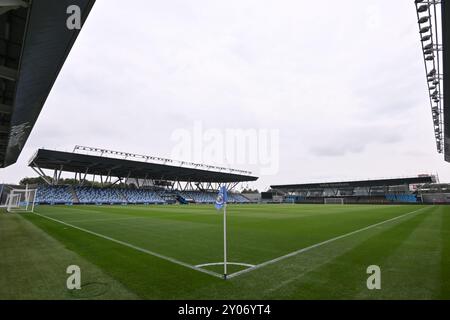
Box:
(228, 193), (250, 203)
(34, 185), (250, 205)
(158, 191), (178, 204)
(178, 191), (216, 203)
(75, 187), (125, 204)
(178, 191), (250, 204)
(385, 194), (417, 203)
(28, 147), (258, 206)
(121, 189), (165, 204)
(284, 195), (303, 203)
(272, 176), (433, 204)
(35, 185), (74, 204)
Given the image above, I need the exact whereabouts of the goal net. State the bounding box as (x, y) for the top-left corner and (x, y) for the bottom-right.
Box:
(324, 198), (344, 205)
(3, 188), (36, 213)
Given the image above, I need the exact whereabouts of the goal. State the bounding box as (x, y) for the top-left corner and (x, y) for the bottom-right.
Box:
(4, 188), (36, 213)
(324, 198), (344, 205)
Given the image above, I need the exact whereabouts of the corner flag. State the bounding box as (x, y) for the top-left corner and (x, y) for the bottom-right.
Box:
(215, 186), (227, 210)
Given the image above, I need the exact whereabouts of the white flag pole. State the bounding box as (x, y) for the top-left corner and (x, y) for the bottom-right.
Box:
(223, 201), (227, 280)
(25, 184), (29, 211)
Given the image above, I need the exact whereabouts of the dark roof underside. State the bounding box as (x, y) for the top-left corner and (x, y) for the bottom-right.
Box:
(0, 0), (95, 168)
(29, 149), (258, 183)
(271, 176), (434, 191)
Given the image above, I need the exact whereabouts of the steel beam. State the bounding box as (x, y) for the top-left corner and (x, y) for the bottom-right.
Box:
(30, 166), (52, 185)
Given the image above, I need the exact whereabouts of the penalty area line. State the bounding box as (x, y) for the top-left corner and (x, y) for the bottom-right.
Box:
(227, 206), (432, 279)
(32, 212), (223, 279)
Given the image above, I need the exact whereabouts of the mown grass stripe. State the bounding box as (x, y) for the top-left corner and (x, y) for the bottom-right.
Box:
(33, 212), (223, 279)
(227, 206), (431, 279)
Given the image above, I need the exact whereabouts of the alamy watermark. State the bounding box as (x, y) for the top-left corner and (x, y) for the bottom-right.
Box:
(366, 265), (381, 290)
(66, 265), (81, 290)
(170, 121), (280, 176)
(66, 5), (81, 30)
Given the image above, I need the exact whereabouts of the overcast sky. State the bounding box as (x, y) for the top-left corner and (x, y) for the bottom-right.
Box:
(0, 0), (447, 191)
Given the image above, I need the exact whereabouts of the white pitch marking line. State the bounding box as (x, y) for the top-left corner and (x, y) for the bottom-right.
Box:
(65, 216), (150, 224)
(227, 206), (432, 279)
(33, 212), (223, 279)
(195, 262), (255, 268)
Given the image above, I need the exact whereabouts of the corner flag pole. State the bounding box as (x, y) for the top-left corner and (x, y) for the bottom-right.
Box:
(215, 186), (228, 280)
(223, 201), (227, 280)
(25, 184), (29, 211)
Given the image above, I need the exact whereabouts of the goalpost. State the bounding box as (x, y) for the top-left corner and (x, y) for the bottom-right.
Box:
(324, 198), (344, 205)
(3, 187), (37, 213)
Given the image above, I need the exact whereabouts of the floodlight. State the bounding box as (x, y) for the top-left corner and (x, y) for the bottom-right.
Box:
(417, 5), (429, 13)
(418, 16), (430, 24)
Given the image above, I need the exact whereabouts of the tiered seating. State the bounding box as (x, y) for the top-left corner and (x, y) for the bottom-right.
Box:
(35, 186), (251, 205)
(36, 185), (74, 204)
(386, 194), (417, 203)
(121, 189), (164, 203)
(178, 191), (216, 203)
(284, 195), (302, 203)
(158, 191), (177, 204)
(228, 193), (250, 203)
(178, 191), (250, 203)
(75, 187), (125, 204)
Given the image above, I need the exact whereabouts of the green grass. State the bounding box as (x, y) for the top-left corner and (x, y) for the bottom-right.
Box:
(1, 203), (449, 299)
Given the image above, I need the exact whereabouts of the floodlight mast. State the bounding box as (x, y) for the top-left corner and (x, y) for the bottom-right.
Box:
(415, 0), (445, 154)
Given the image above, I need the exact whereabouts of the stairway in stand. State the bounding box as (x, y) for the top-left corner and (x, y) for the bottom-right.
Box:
(69, 186), (79, 203)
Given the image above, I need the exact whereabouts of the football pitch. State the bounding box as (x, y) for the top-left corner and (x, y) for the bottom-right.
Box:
(1, 204), (449, 299)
